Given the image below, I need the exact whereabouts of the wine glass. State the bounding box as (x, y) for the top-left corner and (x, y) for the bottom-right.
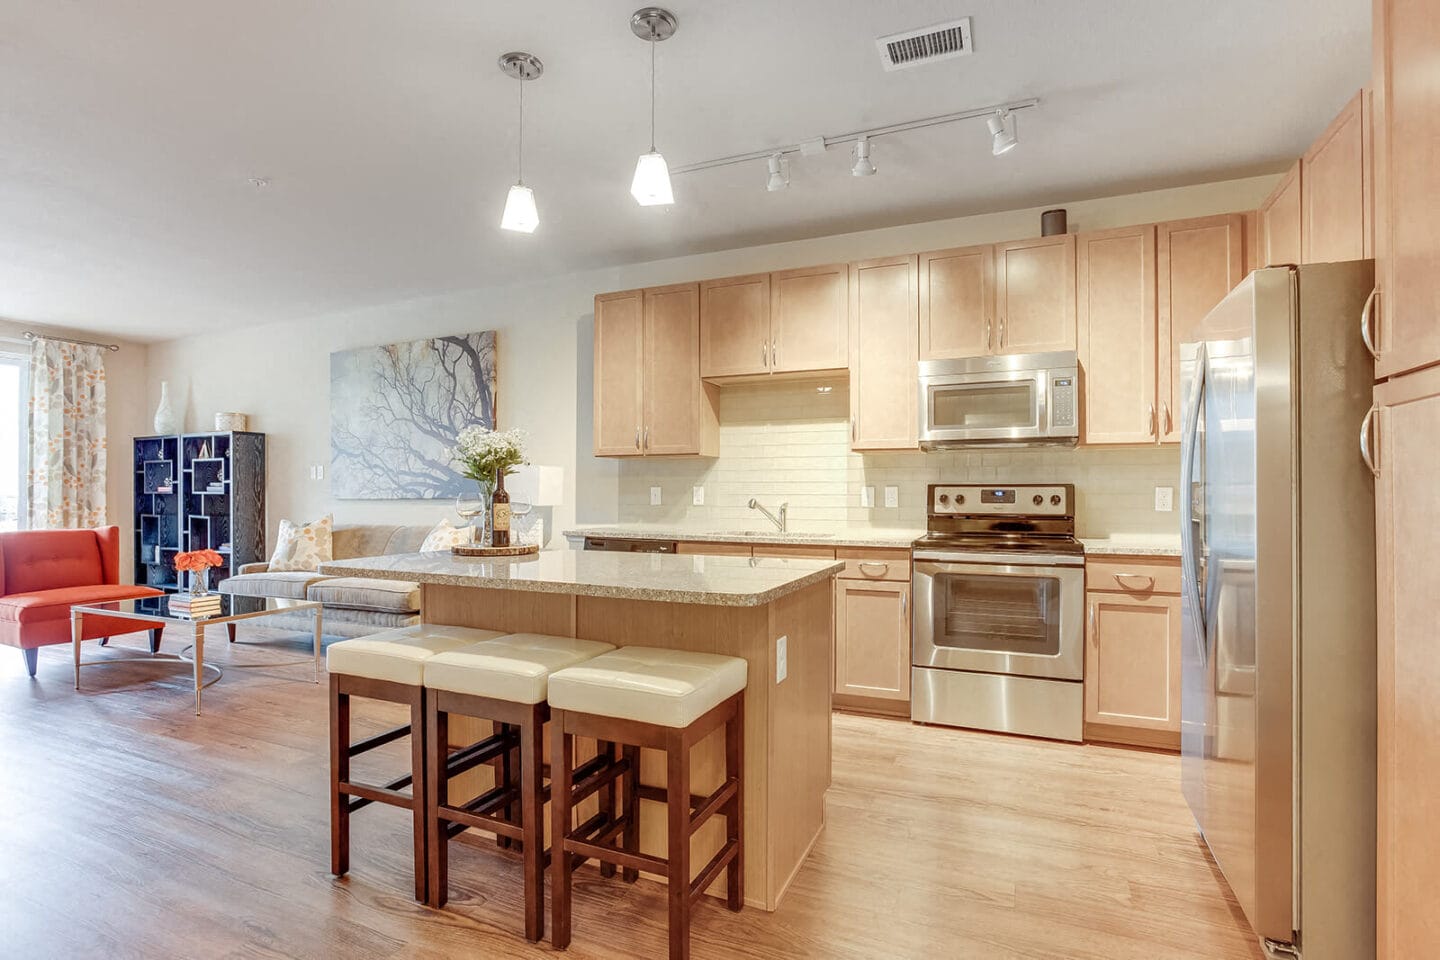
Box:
(455, 493), (488, 544)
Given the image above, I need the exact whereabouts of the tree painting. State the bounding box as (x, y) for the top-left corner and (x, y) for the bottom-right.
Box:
(330, 332), (497, 499)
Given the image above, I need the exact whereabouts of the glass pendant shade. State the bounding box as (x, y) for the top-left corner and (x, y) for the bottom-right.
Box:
(501, 183), (539, 233)
(630, 151), (674, 206)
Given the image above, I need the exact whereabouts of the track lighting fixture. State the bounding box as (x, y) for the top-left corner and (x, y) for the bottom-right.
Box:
(851, 136), (876, 177)
(766, 154), (788, 192)
(987, 108), (1018, 156)
(498, 52), (542, 233)
(630, 8), (677, 206)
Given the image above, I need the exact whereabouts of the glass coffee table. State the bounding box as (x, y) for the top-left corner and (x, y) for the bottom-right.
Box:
(70, 595), (323, 715)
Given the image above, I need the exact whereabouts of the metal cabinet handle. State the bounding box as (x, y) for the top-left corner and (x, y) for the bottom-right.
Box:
(772, 340), (779, 368)
(858, 561), (889, 576)
(985, 319), (993, 351)
(635, 428), (641, 450)
(643, 426), (650, 451)
(1163, 403), (1172, 436)
(1360, 403), (1379, 477)
(851, 416), (856, 442)
(761, 341), (768, 367)
(1148, 404), (1156, 438)
(999, 317), (1006, 349)
(901, 590), (907, 616)
(1113, 573), (1155, 591)
(1360, 287), (1380, 362)
(1088, 602), (1097, 646)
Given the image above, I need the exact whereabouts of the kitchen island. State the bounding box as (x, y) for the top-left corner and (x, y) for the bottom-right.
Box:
(318, 549), (842, 911)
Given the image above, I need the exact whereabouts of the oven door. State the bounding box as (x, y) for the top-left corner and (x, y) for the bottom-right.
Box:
(919, 369), (1047, 445)
(912, 558), (1084, 681)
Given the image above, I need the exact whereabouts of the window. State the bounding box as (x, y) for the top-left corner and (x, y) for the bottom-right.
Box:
(0, 353), (29, 530)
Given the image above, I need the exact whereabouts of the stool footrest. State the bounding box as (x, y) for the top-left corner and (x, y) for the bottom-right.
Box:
(571, 754), (630, 806)
(340, 779), (413, 810)
(565, 832), (664, 879)
(348, 722), (411, 758)
(687, 777), (739, 838)
(439, 781), (523, 839)
(689, 840), (739, 902)
(442, 731), (516, 781)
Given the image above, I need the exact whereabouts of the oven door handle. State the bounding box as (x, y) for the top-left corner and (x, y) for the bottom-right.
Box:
(912, 552), (1085, 568)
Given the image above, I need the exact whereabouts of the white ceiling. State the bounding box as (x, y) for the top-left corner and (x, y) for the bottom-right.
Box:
(0, 1), (1369, 341)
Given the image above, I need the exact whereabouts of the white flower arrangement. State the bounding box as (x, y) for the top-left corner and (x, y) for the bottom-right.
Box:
(452, 425), (528, 489)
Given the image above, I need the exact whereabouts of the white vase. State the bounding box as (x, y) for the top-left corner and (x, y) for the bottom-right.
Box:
(153, 381), (179, 434)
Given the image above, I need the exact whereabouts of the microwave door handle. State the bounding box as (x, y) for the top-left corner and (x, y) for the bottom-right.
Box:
(1178, 343), (1208, 649)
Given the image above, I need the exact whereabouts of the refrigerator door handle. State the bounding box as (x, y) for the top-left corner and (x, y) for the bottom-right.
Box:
(1360, 403), (1380, 477)
(1178, 343), (1208, 644)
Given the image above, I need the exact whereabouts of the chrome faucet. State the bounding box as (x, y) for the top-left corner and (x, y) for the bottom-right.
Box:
(748, 498), (788, 533)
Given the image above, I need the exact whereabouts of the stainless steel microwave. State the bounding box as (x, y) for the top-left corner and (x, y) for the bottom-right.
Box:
(916, 351), (1080, 448)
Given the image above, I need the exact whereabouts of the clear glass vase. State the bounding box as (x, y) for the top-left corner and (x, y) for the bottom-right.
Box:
(191, 568), (210, 596)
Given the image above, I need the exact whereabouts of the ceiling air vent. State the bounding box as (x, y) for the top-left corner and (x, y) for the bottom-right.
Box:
(876, 18), (973, 71)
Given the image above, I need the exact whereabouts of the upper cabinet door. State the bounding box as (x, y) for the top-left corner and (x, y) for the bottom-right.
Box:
(849, 256), (919, 451)
(1260, 161), (1304, 267)
(995, 235), (1077, 355)
(918, 244), (994, 360)
(700, 273), (770, 379)
(769, 264), (848, 374)
(643, 283), (715, 457)
(1373, 0), (1440, 380)
(1303, 91), (1370, 265)
(1077, 225), (1158, 445)
(593, 290), (646, 457)
(1156, 214), (1245, 443)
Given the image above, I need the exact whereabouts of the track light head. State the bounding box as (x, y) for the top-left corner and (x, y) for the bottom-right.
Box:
(987, 109), (1018, 156)
(766, 154), (788, 192)
(851, 137), (876, 177)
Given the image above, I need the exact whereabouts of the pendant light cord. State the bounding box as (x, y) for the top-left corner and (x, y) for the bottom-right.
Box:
(649, 34), (656, 152)
(516, 76), (525, 185)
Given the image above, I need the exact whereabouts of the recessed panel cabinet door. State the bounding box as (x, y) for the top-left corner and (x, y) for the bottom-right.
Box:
(849, 256), (919, 450)
(593, 290), (645, 457)
(1077, 225), (1158, 444)
(1156, 214), (1245, 443)
(700, 273), (770, 378)
(995, 235), (1077, 355)
(1084, 591), (1182, 733)
(834, 578), (911, 701)
(918, 244), (994, 360)
(769, 264), (848, 373)
(643, 283), (708, 456)
(1260, 161), (1303, 267)
(1303, 91), (1370, 265)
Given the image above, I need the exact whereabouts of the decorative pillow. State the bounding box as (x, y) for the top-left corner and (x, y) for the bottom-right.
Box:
(268, 514), (334, 572)
(420, 517), (476, 552)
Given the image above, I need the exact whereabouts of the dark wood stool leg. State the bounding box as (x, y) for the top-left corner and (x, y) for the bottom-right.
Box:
(520, 704), (545, 942)
(666, 728), (692, 960)
(149, 627), (163, 653)
(550, 711), (574, 950)
(597, 740), (618, 879)
(496, 722), (515, 850)
(226, 622), (237, 643)
(409, 687), (428, 904)
(622, 742), (641, 883)
(725, 693), (745, 911)
(425, 697), (449, 908)
(329, 676), (350, 878)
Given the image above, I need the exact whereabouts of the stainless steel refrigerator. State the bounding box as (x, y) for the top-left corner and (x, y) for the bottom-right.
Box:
(1179, 262), (1377, 960)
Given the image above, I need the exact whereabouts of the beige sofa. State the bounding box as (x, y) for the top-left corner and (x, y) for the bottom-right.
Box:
(217, 524), (431, 638)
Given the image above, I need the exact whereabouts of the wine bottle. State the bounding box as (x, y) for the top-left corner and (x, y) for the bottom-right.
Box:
(491, 472), (511, 548)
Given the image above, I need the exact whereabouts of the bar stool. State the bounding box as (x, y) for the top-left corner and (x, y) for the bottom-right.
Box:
(326, 624), (506, 902)
(547, 646), (748, 960)
(421, 633), (615, 941)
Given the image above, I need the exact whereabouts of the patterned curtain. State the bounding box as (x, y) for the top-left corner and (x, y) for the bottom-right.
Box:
(27, 338), (107, 528)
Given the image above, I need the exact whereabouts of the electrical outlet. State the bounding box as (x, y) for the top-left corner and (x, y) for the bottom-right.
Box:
(884, 485), (899, 508)
(776, 635), (788, 683)
(1155, 486), (1174, 512)
(860, 486), (875, 508)
(692, 485), (705, 506)
(650, 485), (662, 506)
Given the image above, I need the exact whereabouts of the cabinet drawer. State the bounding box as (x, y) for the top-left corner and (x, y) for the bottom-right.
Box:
(1086, 557), (1181, 595)
(836, 547), (911, 581)
(676, 541), (753, 557)
(753, 544), (836, 560)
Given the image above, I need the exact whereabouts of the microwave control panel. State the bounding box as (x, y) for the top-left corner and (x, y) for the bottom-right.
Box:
(1051, 377), (1076, 428)
(928, 484), (1072, 517)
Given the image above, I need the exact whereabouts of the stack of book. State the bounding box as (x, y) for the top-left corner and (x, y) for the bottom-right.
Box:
(205, 481), (225, 494)
(168, 593), (222, 618)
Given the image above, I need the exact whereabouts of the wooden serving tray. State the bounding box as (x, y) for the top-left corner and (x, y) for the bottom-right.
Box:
(451, 542), (540, 558)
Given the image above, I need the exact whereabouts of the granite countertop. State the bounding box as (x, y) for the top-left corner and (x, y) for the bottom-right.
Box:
(562, 524), (924, 549)
(319, 550), (845, 607)
(1080, 536), (1182, 557)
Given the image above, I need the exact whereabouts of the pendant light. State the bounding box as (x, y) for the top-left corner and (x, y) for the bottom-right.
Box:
(851, 136), (877, 177)
(630, 7), (677, 206)
(499, 52), (542, 233)
(765, 153), (789, 192)
(987, 108), (1018, 156)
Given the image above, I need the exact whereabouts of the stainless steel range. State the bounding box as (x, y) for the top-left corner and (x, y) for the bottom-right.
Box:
(911, 483), (1085, 742)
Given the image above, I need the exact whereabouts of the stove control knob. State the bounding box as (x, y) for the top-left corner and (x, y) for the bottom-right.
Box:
(956, 494), (965, 505)
(1051, 494), (1062, 506)
(1032, 494), (1044, 506)
(938, 493), (949, 505)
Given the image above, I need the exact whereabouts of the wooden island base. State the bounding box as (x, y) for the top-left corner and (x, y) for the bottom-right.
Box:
(421, 578), (834, 911)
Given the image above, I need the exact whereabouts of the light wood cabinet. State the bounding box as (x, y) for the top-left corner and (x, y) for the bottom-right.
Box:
(1084, 555), (1182, 750)
(699, 273), (770, 378)
(593, 284), (717, 458)
(995, 235), (1077, 354)
(675, 541), (752, 557)
(1259, 161), (1303, 267)
(1373, 363), (1440, 958)
(1372, 0), (1440, 381)
(918, 244), (994, 360)
(834, 577), (911, 703)
(1303, 90), (1371, 265)
(770, 264), (848, 374)
(1156, 214), (1246, 443)
(1076, 225), (1158, 444)
(849, 255), (919, 450)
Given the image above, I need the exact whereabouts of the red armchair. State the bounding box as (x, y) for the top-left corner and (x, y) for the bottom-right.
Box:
(0, 526), (163, 677)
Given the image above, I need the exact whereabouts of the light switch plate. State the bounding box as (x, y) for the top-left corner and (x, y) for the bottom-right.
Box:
(776, 635), (788, 683)
(309, 466), (316, 480)
(1155, 486), (1174, 512)
(317, 464), (325, 480)
(884, 485), (899, 508)
(650, 485), (662, 506)
(692, 485), (705, 506)
(860, 486), (875, 508)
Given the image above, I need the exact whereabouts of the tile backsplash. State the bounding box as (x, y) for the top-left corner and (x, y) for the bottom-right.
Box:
(616, 380), (1181, 538)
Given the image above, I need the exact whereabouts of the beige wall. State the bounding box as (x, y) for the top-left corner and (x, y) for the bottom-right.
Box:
(143, 174), (1278, 549)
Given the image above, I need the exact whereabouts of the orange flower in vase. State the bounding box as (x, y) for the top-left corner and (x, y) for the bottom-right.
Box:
(174, 549), (225, 595)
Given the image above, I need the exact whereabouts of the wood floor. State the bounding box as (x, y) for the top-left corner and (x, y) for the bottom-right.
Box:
(1, 628), (1263, 960)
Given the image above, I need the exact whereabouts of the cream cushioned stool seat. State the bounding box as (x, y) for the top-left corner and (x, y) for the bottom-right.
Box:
(423, 633), (616, 704)
(326, 624), (507, 685)
(546, 646), (749, 728)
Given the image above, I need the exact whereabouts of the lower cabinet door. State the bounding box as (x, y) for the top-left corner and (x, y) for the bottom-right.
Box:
(834, 578), (910, 701)
(1084, 591), (1181, 734)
